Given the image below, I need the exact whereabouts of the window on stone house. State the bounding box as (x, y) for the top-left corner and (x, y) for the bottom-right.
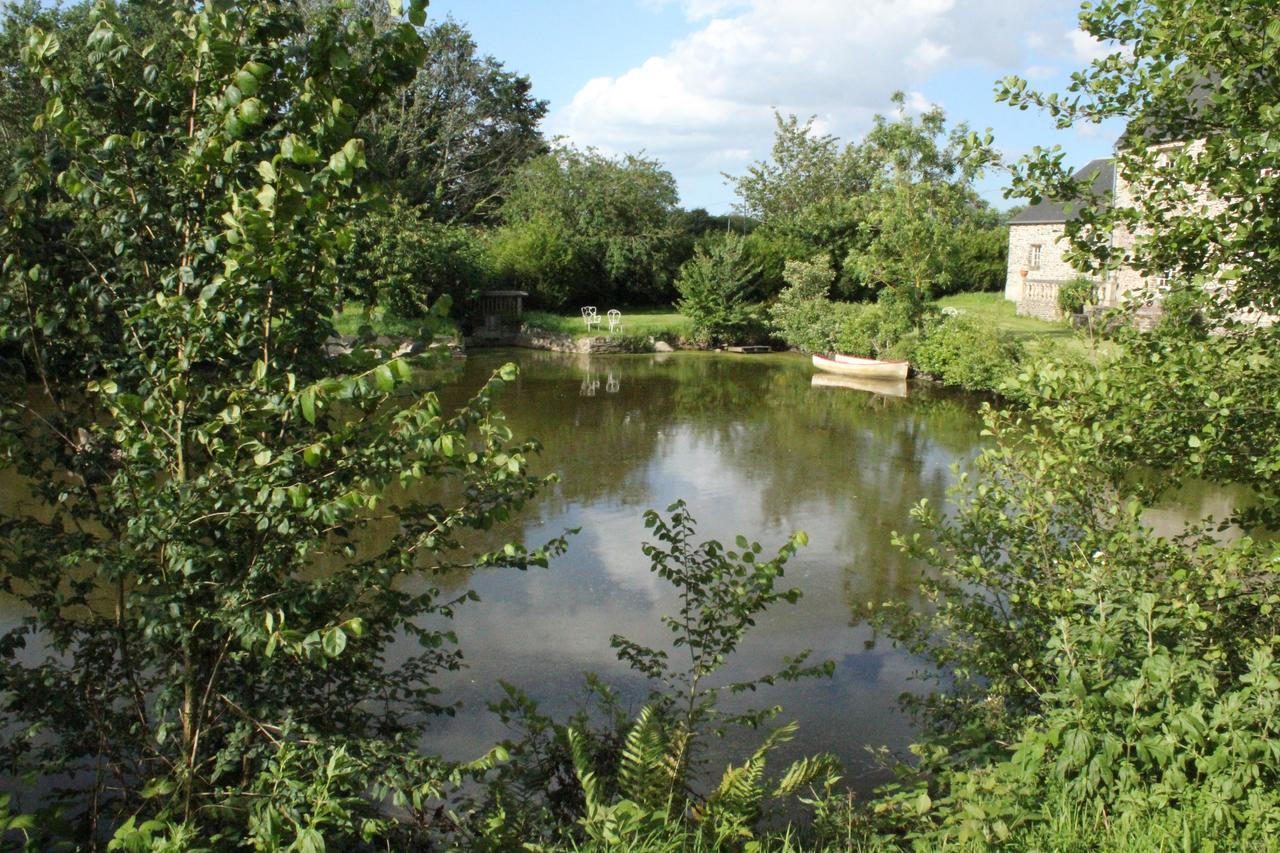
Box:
(1028, 244), (1042, 270)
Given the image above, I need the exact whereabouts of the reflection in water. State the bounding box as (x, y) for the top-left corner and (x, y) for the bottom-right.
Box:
(425, 350), (990, 789)
(811, 373), (910, 398)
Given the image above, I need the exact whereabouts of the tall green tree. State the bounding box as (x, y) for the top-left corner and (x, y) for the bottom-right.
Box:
(0, 1), (554, 846)
(731, 101), (1001, 301)
(728, 112), (867, 287)
(492, 144), (682, 307)
(844, 93), (995, 302)
(365, 17), (547, 222)
(995, 0), (1280, 521)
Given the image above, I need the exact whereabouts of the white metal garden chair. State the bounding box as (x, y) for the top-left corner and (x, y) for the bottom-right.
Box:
(607, 309), (622, 333)
(581, 306), (601, 332)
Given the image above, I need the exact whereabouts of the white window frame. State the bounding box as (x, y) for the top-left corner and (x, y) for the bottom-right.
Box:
(1028, 244), (1042, 270)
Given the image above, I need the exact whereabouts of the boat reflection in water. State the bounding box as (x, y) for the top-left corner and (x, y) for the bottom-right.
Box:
(811, 372), (910, 398)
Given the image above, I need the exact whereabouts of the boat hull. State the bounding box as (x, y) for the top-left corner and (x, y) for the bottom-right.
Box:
(812, 353), (910, 380)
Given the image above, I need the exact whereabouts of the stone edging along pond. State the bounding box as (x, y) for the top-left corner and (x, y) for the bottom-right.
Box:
(465, 326), (680, 354)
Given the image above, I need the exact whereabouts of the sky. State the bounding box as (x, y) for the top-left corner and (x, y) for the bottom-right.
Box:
(425, 0), (1128, 214)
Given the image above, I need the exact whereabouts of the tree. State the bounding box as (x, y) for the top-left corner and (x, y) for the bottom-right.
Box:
(731, 101), (1001, 301)
(365, 17), (547, 223)
(994, 0), (1280, 522)
(340, 195), (493, 318)
(998, 1), (1280, 318)
(0, 1), (555, 846)
(728, 112), (867, 284)
(674, 234), (762, 346)
(864, 3), (1280, 846)
(493, 144), (682, 308)
(843, 94), (995, 302)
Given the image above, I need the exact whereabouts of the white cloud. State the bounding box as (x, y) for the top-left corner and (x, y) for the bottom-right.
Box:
(1066, 27), (1120, 64)
(1023, 64), (1059, 80)
(903, 91), (936, 114)
(553, 0), (1066, 207)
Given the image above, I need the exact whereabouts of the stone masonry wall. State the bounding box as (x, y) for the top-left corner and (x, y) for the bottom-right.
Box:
(466, 327), (658, 353)
(1006, 222), (1092, 319)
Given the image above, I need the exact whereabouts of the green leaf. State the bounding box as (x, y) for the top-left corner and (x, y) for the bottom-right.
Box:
(253, 449), (273, 466)
(323, 628), (347, 658)
(300, 388), (316, 424)
(374, 364), (395, 392)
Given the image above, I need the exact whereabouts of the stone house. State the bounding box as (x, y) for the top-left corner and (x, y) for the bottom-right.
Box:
(1003, 159), (1127, 321)
(1005, 82), (1232, 323)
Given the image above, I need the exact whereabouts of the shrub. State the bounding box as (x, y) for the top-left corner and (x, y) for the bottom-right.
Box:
(1155, 282), (1206, 335)
(833, 303), (887, 357)
(487, 215), (583, 309)
(874, 396), (1280, 849)
(911, 315), (1024, 391)
(343, 198), (492, 320)
(831, 287), (927, 358)
(675, 235), (762, 346)
(938, 226), (1008, 294)
(768, 256), (844, 353)
(1057, 276), (1097, 316)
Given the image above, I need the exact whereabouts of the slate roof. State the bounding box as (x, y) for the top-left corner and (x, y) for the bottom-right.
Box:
(1009, 159), (1115, 226)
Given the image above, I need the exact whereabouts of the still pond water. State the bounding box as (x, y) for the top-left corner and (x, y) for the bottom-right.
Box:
(0, 349), (1241, 793)
(417, 349), (1238, 789)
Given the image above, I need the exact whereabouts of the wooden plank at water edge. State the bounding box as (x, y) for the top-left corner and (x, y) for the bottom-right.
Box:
(725, 345), (771, 353)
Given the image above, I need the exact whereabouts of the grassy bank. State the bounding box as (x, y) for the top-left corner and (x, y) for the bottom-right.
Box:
(523, 308), (691, 340)
(935, 292), (1115, 361)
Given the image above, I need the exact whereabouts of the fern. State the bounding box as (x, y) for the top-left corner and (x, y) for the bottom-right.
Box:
(617, 705), (674, 811)
(566, 727), (602, 814)
(774, 753), (841, 799)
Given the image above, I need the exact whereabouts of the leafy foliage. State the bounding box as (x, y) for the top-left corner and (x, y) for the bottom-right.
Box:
(909, 314), (1025, 391)
(766, 256), (846, 353)
(997, 0), (1280, 322)
(842, 93), (993, 302)
(340, 195), (492, 320)
(873, 394), (1280, 848)
(1057, 276), (1097, 316)
(457, 502), (838, 850)
(363, 16), (547, 223)
(675, 235), (765, 347)
(730, 98), (1003, 301)
(0, 1), (561, 846)
(493, 144), (682, 308)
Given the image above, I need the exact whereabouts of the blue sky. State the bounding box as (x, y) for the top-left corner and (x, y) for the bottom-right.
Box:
(426, 0), (1127, 214)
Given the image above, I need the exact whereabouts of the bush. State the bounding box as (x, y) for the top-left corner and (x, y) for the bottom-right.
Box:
(487, 215), (583, 309)
(768, 256), (845, 353)
(1057, 276), (1097, 316)
(937, 226), (1008, 294)
(831, 287), (927, 358)
(675, 235), (763, 346)
(873, 395), (1280, 849)
(342, 198), (492, 320)
(911, 315), (1024, 391)
(1155, 282), (1206, 335)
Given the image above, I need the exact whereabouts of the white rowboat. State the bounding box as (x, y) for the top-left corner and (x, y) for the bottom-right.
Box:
(812, 353), (910, 380)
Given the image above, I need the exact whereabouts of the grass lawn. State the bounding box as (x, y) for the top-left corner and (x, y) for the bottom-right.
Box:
(935, 292), (1116, 361)
(333, 303), (458, 339)
(523, 307), (691, 340)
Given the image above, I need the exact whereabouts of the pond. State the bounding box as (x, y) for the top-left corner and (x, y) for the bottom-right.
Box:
(0, 349), (1248, 795)
(419, 349), (993, 789)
